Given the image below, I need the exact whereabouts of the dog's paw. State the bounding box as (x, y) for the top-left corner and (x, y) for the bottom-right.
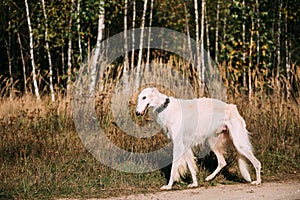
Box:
(205, 175), (214, 182)
(251, 180), (261, 185)
(160, 185), (172, 190)
(188, 182), (198, 188)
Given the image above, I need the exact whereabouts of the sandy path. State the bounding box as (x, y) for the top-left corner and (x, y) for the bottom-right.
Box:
(93, 181), (300, 200)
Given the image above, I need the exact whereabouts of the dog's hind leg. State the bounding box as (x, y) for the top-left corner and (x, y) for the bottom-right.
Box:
(205, 135), (227, 182)
(235, 147), (261, 185)
(205, 147), (226, 181)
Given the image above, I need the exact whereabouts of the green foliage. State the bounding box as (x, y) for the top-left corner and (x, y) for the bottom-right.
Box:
(1, 0), (299, 96)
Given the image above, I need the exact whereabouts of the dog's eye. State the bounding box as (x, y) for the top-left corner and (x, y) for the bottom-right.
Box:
(142, 96), (146, 100)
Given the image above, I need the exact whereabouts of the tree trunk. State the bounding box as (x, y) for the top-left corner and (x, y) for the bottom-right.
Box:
(88, 26), (91, 63)
(5, 8), (13, 99)
(242, 0), (247, 91)
(60, 46), (65, 89)
(5, 39), (13, 98)
(25, 0), (40, 100)
(90, 0), (105, 93)
(276, 0), (282, 94)
(205, 3), (212, 70)
(200, 0), (205, 82)
(248, 21), (255, 102)
(77, 0), (83, 64)
(256, 0), (260, 67)
(284, 3), (290, 98)
(194, 0), (201, 81)
(184, 2), (192, 62)
(215, 0), (220, 64)
(67, 0), (74, 93)
(123, 0), (129, 73)
(146, 0), (154, 67)
(136, 0), (148, 89)
(17, 32), (28, 94)
(41, 0), (55, 102)
(131, 0), (136, 70)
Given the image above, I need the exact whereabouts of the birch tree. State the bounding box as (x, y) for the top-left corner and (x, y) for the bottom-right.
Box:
(284, 4), (290, 97)
(276, 0), (282, 92)
(205, 3), (212, 70)
(77, 0), (83, 64)
(131, 0), (136, 70)
(5, 7), (13, 98)
(25, 0), (40, 100)
(90, 0), (105, 94)
(200, 0), (205, 82)
(255, 0), (260, 67)
(146, 0), (154, 66)
(194, 0), (201, 81)
(184, 2), (192, 61)
(215, 0), (220, 64)
(136, 0), (148, 89)
(242, 0), (247, 90)
(248, 20), (255, 101)
(123, 0), (129, 73)
(17, 32), (27, 94)
(67, 0), (75, 93)
(41, 0), (55, 102)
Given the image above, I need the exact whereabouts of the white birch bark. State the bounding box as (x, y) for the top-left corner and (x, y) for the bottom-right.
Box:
(215, 0), (220, 64)
(136, 0), (148, 89)
(41, 0), (55, 102)
(205, 3), (212, 70)
(146, 0), (154, 66)
(131, 0), (136, 70)
(77, 0), (83, 63)
(200, 0), (205, 82)
(90, 0), (105, 94)
(256, 0), (260, 67)
(242, 0), (247, 90)
(124, 0), (128, 73)
(194, 0), (201, 81)
(25, 0), (40, 100)
(248, 21), (255, 101)
(67, 0), (74, 93)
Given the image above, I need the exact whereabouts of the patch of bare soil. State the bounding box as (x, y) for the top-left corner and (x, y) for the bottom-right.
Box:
(60, 180), (300, 200)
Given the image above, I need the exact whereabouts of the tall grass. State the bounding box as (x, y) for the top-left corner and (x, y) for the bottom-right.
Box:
(0, 60), (299, 199)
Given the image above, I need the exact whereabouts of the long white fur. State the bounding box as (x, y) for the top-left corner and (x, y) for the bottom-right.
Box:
(136, 88), (261, 190)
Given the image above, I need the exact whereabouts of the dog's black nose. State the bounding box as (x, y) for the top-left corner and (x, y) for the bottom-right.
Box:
(136, 111), (140, 116)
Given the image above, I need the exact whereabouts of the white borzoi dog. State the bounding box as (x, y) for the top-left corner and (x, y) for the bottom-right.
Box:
(136, 88), (261, 190)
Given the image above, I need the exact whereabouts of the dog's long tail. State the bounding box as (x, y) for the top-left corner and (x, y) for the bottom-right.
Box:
(224, 104), (252, 182)
(238, 155), (252, 182)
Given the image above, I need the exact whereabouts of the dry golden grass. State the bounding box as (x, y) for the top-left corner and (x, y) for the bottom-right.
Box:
(0, 60), (299, 199)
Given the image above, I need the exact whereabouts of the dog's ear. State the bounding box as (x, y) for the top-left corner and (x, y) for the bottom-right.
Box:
(152, 88), (159, 94)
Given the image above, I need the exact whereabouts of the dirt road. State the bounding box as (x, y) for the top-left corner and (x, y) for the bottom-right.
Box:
(96, 181), (300, 200)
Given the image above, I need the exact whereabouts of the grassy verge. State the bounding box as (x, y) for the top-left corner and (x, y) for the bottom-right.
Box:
(0, 90), (299, 199)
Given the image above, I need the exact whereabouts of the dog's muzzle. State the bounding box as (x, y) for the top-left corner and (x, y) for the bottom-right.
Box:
(136, 103), (149, 116)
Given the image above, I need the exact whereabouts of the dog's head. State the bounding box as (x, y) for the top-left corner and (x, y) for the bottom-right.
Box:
(136, 88), (160, 116)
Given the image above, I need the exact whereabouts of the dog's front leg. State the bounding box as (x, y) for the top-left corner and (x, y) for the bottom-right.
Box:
(160, 160), (180, 190)
(160, 143), (183, 190)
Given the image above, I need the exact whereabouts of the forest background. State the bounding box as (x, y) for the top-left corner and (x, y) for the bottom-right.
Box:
(0, 0), (299, 199)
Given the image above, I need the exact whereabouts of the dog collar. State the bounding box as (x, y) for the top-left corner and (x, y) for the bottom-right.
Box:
(155, 97), (170, 113)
